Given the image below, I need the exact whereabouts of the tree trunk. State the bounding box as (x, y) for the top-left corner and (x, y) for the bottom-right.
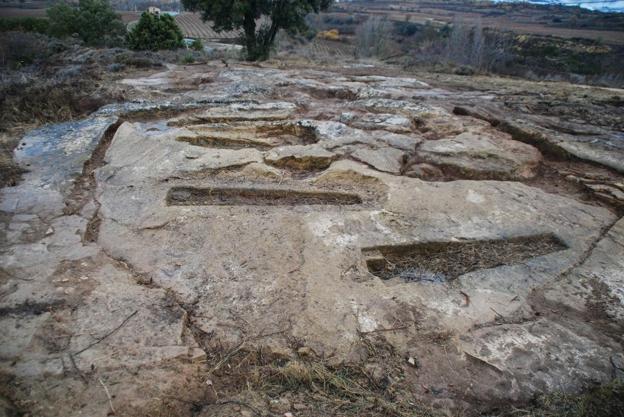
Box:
(259, 0), (285, 59)
(243, 7), (257, 60)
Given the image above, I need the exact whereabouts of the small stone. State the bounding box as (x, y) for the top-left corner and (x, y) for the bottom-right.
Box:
(264, 145), (336, 171)
(284, 413), (294, 417)
(45, 227), (54, 236)
(407, 357), (417, 367)
(364, 363), (385, 382)
(266, 346), (292, 360)
(170, 189), (192, 202)
(404, 162), (444, 179)
(347, 146), (405, 175)
(297, 346), (314, 357)
(269, 398), (291, 413)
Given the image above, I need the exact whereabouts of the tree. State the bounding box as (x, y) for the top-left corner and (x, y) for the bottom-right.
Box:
(47, 0), (125, 47)
(127, 12), (184, 51)
(181, 0), (333, 61)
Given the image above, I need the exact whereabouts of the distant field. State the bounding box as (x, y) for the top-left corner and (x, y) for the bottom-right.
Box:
(362, 9), (624, 44)
(123, 12), (241, 40)
(173, 13), (240, 40)
(1, 2), (623, 45)
(342, 1), (624, 45)
(0, 8), (240, 41)
(0, 7), (46, 18)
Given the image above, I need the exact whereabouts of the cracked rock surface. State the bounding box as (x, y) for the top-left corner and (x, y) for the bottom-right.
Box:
(1, 61), (623, 416)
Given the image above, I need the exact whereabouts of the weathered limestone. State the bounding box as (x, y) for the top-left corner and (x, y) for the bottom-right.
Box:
(340, 112), (414, 133)
(168, 101), (298, 126)
(414, 129), (543, 180)
(455, 104), (624, 174)
(342, 145), (406, 174)
(264, 144), (338, 170)
(1, 62), (623, 417)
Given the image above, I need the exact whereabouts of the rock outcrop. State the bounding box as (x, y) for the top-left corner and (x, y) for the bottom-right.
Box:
(1, 61), (622, 417)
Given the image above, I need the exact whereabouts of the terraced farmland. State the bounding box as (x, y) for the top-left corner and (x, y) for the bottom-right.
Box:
(174, 12), (241, 41)
(123, 11), (241, 41)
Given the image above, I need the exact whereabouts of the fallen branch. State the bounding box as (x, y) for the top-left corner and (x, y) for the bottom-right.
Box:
(464, 351), (504, 374)
(358, 325), (409, 335)
(216, 400), (263, 417)
(99, 377), (116, 415)
(490, 307), (503, 319)
(69, 353), (87, 384)
(460, 291), (471, 307)
(209, 341), (246, 374)
(74, 310), (138, 355)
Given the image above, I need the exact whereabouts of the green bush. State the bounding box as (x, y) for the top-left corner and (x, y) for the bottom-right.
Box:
(126, 12), (183, 51)
(47, 0), (125, 47)
(181, 52), (195, 64)
(0, 17), (50, 34)
(190, 38), (203, 51)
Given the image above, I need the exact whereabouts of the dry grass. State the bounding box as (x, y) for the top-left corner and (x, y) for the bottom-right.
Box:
(0, 131), (25, 187)
(187, 335), (439, 417)
(366, 234), (567, 283)
(490, 380), (624, 417)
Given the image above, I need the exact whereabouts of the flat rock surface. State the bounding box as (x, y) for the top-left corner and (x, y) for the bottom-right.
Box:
(415, 129), (543, 180)
(1, 61), (623, 417)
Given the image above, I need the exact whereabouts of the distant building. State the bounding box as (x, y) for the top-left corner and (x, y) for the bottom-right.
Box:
(147, 6), (161, 15)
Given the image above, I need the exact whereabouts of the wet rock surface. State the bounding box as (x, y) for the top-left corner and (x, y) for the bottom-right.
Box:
(1, 62), (623, 416)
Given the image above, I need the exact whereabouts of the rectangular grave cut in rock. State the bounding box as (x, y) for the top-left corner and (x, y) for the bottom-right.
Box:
(167, 186), (363, 206)
(363, 234), (567, 283)
(176, 122), (318, 150)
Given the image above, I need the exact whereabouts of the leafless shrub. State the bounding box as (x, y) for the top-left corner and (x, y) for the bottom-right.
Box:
(0, 31), (52, 68)
(481, 27), (515, 73)
(445, 19), (486, 70)
(356, 16), (391, 58)
(442, 19), (519, 74)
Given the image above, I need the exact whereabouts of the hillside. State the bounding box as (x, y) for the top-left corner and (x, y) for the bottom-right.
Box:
(1, 2), (624, 416)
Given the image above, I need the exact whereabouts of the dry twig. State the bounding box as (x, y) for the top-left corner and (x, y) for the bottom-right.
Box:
(74, 310), (138, 355)
(99, 377), (116, 415)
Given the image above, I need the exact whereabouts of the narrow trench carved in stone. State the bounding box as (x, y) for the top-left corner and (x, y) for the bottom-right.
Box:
(176, 122), (318, 150)
(176, 135), (275, 150)
(167, 186), (363, 206)
(363, 233), (567, 283)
